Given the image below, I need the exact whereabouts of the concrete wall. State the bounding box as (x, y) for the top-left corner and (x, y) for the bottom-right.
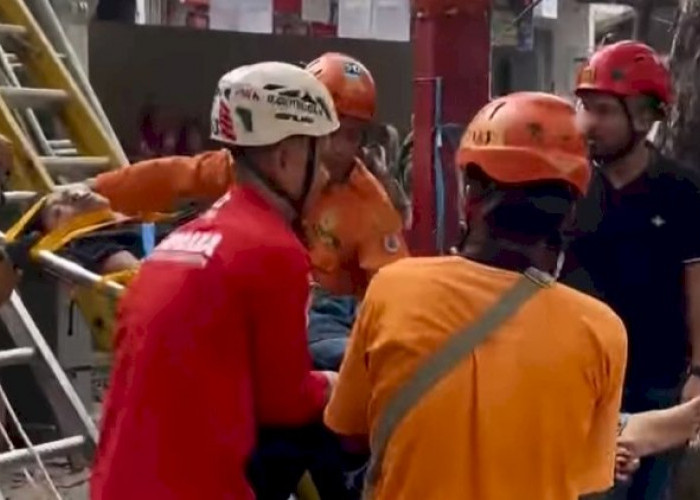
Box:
(88, 22), (413, 154)
(492, 27), (553, 96)
(551, 0), (593, 98)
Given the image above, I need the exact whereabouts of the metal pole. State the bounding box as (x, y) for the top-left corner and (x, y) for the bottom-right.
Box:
(36, 250), (124, 298)
(0, 230), (124, 298)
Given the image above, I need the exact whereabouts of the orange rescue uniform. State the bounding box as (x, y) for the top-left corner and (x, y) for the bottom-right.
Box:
(93, 150), (407, 296)
(325, 256), (627, 500)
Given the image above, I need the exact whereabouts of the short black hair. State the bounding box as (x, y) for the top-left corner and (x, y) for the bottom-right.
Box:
(465, 165), (576, 244)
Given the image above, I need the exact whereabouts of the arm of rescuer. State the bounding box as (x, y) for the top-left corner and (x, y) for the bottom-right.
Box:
(248, 246), (332, 426)
(323, 281), (378, 454)
(578, 315), (627, 495)
(88, 149), (234, 215)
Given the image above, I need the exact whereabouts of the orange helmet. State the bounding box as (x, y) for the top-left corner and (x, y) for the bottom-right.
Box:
(306, 53), (376, 122)
(455, 92), (591, 196)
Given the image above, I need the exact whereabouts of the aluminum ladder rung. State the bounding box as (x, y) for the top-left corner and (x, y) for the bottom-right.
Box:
(0, 435), (86, 469)
(48, 139), (73, 149)
(0, 24), (27, 39)
(0, 87), (68, 109)
(49, 139), (78, 156)
(4, 52), (66, 72)
(54, 148), (78, 156)
(40, 156), (111, 176)
(0, 347), (34, 368)
(4, 190), (37, 203)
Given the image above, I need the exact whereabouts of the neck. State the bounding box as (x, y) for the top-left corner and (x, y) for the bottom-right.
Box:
(328, 159), (357, 184)
(460, 233), (552, 275)
(237, 169), (297, 225)
(601, 142), (650, 189)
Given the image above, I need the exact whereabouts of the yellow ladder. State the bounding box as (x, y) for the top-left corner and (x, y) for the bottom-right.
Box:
(0, 0), (126, 193)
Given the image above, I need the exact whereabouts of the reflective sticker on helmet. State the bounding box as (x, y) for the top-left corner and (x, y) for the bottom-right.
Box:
(217, 97), (236, 141)
(469, 128), (504, 147)
(383, 234), (401, 254)
(344, 62), (363, 79)
(578, 66), (595, 85)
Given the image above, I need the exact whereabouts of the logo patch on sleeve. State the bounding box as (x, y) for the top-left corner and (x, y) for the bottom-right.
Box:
(383, 234), (401, 254)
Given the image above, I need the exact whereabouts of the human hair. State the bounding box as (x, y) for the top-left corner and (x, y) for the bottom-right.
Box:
(464, 165), (576, 245)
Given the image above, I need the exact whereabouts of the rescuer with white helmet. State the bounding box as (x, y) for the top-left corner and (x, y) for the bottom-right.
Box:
(92, 62), (341, 500)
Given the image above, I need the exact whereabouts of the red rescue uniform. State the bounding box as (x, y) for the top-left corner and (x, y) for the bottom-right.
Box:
(91, 186), (328, 499)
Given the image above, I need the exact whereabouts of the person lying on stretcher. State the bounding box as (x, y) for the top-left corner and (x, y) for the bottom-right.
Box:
(12, 186), (170, 277)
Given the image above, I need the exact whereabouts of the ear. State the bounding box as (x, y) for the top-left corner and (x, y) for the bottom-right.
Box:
(271, 140), (290, 171)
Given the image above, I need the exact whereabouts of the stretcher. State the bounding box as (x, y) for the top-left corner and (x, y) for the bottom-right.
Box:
(4, 194), (147, 352)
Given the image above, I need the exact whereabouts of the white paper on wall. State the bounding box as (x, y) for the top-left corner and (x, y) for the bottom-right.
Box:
(303, 0), (332, 23)
(371, 0), (410, 41)
(209, 0), (273, 33)
(338, 0), (372, 39)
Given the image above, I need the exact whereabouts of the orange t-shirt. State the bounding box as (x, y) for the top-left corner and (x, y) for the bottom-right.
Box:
(325, 256), (627, 500)
(95, 152), (407, 297)
(304, 159), (408, 297)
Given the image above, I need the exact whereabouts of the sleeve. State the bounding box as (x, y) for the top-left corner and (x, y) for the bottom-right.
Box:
(681, 176), (700, 265)
(578, 317), (628, 494)
(357, 201), (409, 278)
(324, 292), (376, 437)
(93, 150), (234, 215)
(249, 247), (329, 426)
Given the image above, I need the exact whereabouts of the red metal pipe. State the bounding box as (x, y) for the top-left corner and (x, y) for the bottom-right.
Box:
(409, 1), (491, 255)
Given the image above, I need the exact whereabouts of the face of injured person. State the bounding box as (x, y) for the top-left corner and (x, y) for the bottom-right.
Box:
(41, 187), (111, 232)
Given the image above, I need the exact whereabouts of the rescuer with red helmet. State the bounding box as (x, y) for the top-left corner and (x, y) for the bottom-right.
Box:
(326, 92), (627, 499)
(562, 40), (700, 500)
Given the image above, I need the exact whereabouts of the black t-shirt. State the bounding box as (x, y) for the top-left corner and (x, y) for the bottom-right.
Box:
(561, 150), (700, 394)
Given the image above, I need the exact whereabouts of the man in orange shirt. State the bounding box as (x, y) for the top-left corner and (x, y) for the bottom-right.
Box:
(325, 92), (628, 500)
(82, 53), (406, 299)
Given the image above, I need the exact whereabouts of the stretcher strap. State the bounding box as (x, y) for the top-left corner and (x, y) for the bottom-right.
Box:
(362, 268), (549, 499)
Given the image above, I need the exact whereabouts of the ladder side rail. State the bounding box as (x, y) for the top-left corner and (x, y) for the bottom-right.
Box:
(0, 95), (54, 190)
(0, 0), (124, 168)
(0, 293), (98, 454)
(0, 43), (54, 157)
(23, 0), (127, 165)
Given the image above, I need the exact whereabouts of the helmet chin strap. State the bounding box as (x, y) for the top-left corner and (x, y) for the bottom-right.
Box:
(591, 97), (646, 167)
(237, 139), (318, 228)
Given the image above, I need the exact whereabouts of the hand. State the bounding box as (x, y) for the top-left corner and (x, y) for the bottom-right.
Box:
(682, 373), (700, 402)
(321, 370), (338, 403)
(615, 444), (640, 483)
(4, 232), (42, 271)
(53, 180), (96, 192)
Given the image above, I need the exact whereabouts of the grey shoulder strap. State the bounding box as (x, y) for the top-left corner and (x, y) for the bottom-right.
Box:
(362, 269), (548, 499)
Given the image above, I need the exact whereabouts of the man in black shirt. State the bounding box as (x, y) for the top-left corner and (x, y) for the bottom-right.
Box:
(563, 41), (700, 499)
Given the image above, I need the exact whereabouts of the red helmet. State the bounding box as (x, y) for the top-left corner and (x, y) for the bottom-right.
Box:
(575, 41), (671, 105)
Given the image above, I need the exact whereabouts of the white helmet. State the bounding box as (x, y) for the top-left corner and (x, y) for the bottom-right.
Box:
(211, 62), (340, 147)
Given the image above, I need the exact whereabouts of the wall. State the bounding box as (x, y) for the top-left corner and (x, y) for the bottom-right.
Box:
(88, 22), (412, 154)
(50, 0), (93, 70)
(551, 0), (592, 97)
